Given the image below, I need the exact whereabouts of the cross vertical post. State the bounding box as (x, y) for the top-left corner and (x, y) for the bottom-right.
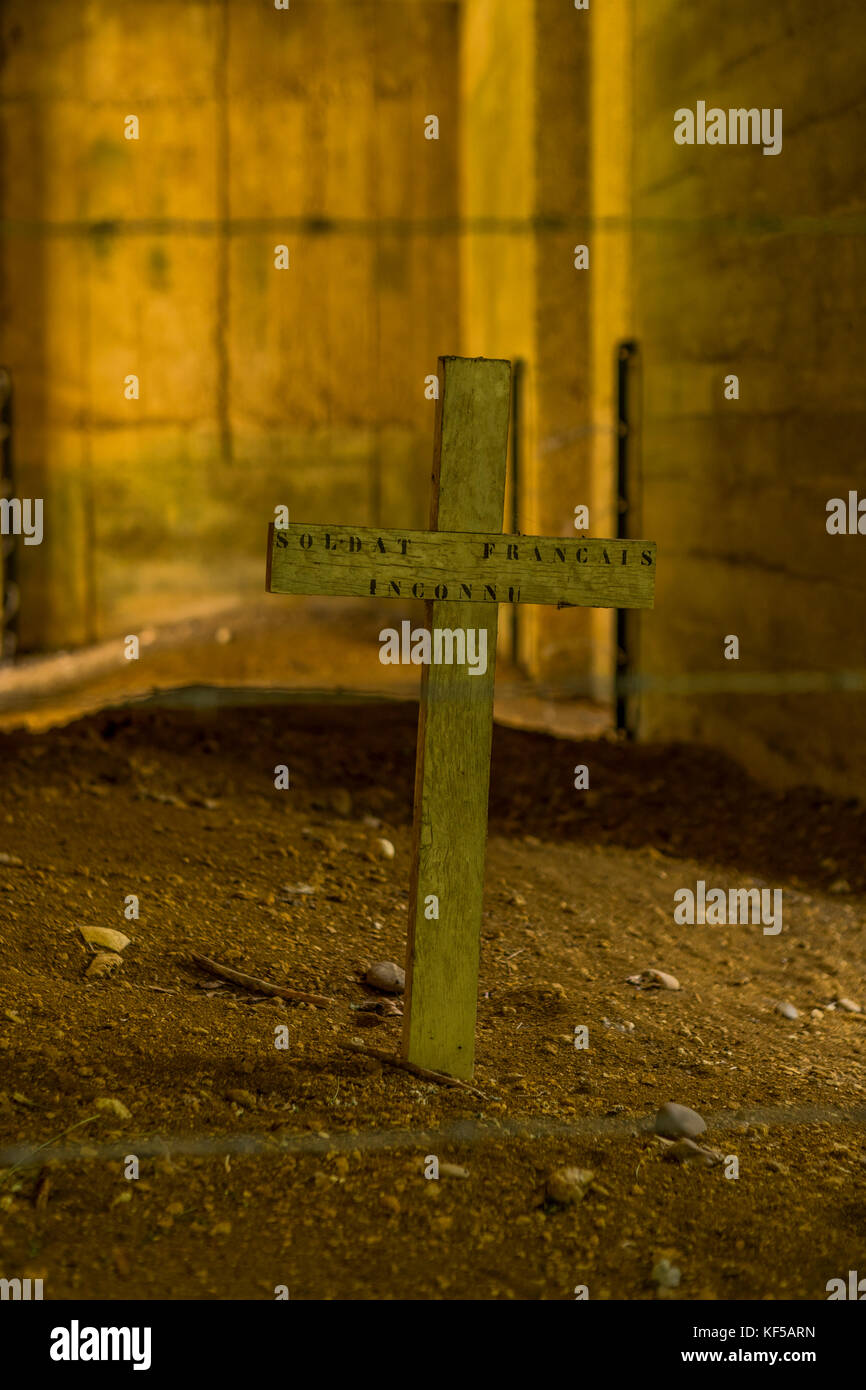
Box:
(401, 356), (511, 1080)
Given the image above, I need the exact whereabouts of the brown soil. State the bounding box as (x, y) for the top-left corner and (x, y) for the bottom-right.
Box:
(0, 699), (864, 1301)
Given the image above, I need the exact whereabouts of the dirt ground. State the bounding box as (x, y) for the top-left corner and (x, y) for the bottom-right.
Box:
(0, 698), (864, 1301)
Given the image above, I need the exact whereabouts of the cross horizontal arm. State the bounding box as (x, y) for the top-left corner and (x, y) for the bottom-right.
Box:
(267, 522), (656, 609)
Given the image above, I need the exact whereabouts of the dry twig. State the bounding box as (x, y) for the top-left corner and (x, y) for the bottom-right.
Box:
(190, 953), (333, 1008)
(338, 1040), (488, 1098)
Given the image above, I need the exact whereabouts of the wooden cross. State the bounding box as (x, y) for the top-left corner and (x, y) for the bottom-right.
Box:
(266, 356), (656, 1080)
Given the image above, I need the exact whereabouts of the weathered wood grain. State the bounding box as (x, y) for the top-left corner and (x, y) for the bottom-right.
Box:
(401, 356), (511, 1079)
(267, 522), (656, 608)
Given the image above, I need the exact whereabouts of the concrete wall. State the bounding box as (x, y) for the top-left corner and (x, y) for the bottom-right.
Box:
(460, 0), (597, 685)
(459, 0), (536, 667)
(4, 0), (865, 798)
(0, 0), (460, 647)
(630, 0), (866, 794)
(461, 0), (866, 794)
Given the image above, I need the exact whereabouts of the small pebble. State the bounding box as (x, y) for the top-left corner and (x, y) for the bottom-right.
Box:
(356, 998), (402, 1017)
(86, 953), (122, 979)
(375, 838), (395, 860)
(776, 1001), (799, 1020)
(663, 1138), (722, 1167)
(654, 1102), (706, 1140)
(627, 968), (680, 991)
(837, 998), (862, 1014)
(330, 788), (352, 817)
(651, 1258), (681, 1289)
(80, 927), (130, 953)
(365, 961), (405, 994)
(95, 1097), (131, 1121)
(0, 852), (23, 867)
(225, 1089), (257, 1108)
(545, 1166), (594, 1205)
(650, 969), (680, 990)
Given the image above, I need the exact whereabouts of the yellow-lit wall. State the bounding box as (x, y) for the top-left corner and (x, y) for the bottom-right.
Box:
(459, 0), (536, 667)
(462, 0), (866, 793)
(630, 0), (866, 793)
(0, 0), (460, 647)
(460, 0), (599, 687)
(3, 0), (865, 796)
